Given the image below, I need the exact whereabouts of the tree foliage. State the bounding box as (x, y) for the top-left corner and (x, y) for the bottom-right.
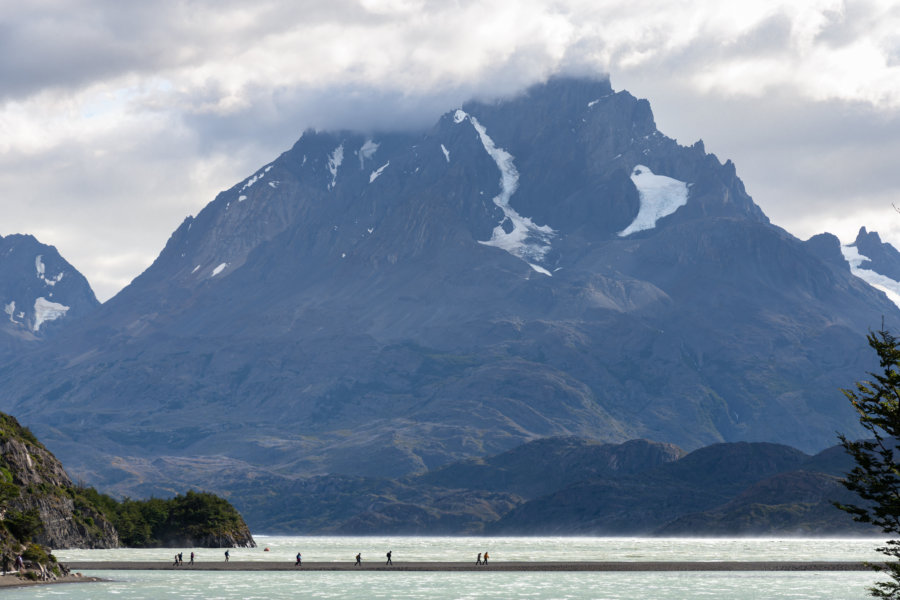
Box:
(838, 328), (900, 598)
(72, 486), (247, 547)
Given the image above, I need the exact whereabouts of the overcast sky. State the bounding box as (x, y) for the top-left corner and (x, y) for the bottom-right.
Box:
(2, 0), (900, 301)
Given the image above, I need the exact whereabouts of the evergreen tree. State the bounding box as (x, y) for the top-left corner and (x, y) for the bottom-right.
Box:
(838, 328), (900, 598)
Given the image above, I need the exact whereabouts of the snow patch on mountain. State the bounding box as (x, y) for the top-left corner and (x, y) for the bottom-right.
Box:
(441, 144), (450, 162)
(454, 110), (555, 275)
(33, 297), (69, 331)
(618, 165), (689, 237)
(238, 195), (247, 202)
(241, 171), (265, 192)
(327, 144), (344, 190)
(35, 255), (64, 286)
(211, 263), (228, 277)
(4, 301), (16, 323)
(358, 140), (379, 168)
(369, 162), (390, 183)
(841, 244), (900, 308)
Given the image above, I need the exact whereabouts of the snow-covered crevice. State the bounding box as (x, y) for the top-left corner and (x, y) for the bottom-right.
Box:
(841, 244), (900, 308)
(618, 165), (689, 237)
(35, 255), (64, 286)
(327, 144), (344, 190)
(441, 144), (450, 162)
(369, 161), (390, 183)
(454, 109), (555, 275)
(211, 262), (228, 277)
(33, 297), (69, 331)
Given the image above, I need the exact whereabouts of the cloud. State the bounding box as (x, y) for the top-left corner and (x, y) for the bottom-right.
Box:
(1, 0), (900, 300)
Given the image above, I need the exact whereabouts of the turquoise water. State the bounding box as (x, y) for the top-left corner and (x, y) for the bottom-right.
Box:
(2, 570), (882, 599)
(4, 537), (888, 599)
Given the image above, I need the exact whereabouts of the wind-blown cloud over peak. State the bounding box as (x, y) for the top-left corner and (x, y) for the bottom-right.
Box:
(2, 0), (900, 301)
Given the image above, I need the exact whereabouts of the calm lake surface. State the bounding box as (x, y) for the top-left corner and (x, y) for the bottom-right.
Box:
(7, 536), (889, 599)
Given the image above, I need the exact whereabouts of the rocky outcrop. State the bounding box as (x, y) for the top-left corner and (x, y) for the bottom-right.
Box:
(0, 412), (119, 551)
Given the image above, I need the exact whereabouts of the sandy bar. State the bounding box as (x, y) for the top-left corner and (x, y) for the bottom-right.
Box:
(64, 561), (878, 572)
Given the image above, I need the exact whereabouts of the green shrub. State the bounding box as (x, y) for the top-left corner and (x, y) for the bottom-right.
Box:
(22, 543), (49, 564)
(5, 508), (43, 541)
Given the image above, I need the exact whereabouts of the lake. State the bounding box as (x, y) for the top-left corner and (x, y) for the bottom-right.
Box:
(5, 536), (889, 599)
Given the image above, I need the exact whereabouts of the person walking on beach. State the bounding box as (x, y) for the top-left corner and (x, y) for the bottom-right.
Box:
(355, 552), (362, 566)
(296, 552), (302, 566)
(224, 550), (230, 562)
(386, 550), (392, 565)
(190, 551), (194, 565)
(173, 554), (179, 567)
(483, 551), (489, 565)
(476, 552), (482, 565)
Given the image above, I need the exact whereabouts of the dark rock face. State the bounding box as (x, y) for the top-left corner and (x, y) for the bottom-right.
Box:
(0, 76), (896, 507)
(0, 413), (118, 550)
(851, 226), (900, 280)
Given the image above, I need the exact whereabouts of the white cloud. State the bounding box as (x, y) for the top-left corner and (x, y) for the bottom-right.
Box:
(1, 0), (900, 300)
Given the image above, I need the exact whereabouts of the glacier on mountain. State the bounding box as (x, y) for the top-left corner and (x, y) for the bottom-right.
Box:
(841, 244), (900, 308)
(33, 297), (69, 331)
(618, 165), (689, 237)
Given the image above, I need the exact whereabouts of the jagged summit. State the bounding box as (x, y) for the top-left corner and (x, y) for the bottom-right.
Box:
(0, 76), (897, 505)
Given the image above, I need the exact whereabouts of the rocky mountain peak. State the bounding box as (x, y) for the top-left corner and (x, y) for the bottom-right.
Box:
(0, 234), (98, 345)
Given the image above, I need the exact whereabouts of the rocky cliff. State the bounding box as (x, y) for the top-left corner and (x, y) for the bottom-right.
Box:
(0, 411), (118, 560)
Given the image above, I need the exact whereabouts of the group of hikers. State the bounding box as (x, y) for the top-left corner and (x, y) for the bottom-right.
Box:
(168, 548), (492, 567)
(172, 551), (195, 566)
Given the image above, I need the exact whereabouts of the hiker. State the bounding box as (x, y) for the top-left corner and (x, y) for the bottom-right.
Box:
(190, 551), (194, 565)
(476, 552), (482, 565)
(173, 554), (179, 567)
(483, 551), (489, 565)
(355, 552), (361, 566)
(178, 552), (183, 565)
(296, 552), (302, 566)
(224, 550), (230, 562)
(2, 553), (10, 574)
(386, 550), (392, 565)
(14, 555), (23, 572)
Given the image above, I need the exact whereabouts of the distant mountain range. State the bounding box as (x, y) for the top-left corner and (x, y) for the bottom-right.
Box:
(1, 76), (898, 533)
(215, 436), (870, 535)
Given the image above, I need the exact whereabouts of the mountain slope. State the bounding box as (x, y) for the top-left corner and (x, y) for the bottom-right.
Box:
(0, 76), (896, 499)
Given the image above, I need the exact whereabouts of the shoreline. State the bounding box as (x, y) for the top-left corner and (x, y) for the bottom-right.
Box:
(64, 560), (878, 572)
(0, 573), (103, 588)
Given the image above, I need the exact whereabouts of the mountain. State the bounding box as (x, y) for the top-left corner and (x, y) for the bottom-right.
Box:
(839, 227), (900, 304)
(0, 234), (98, 357)
(0, 76), (897, 506)
(487, 441), (871, 535)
